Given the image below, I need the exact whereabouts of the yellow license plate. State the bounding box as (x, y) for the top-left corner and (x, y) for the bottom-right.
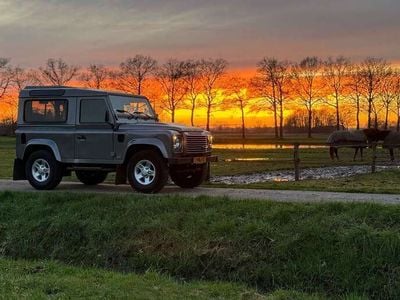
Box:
(193, 157), (207, 164)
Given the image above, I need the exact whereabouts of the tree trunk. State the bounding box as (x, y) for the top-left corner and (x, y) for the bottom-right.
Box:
(171, 109), (175, 123)
(397, 110), (400, 132)
(190, 100), (195, 126)
(240, 104), (245, 140)
(384, 106), (389, 129)
(335, 95), (340, 130)
(273, 102), (278, 138)
(356, 97), (360, 130)
(307, 108), (312, 138)
(374, 111), (378, 129)
(206, 103), (211, 131)
(367, 98), (372, 128)
(137, 80), (141, 95)
(279, 99), (283, 139)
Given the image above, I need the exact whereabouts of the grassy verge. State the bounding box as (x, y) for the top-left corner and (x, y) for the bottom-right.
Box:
(210, 169), (400, 194)
(0, 191), (399, 298)
(0, 136), (14, 179)
(0, 258), (274, 299)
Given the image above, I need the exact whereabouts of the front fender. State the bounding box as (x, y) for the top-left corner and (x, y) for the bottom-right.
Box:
(125, 138), (170, 160)
(23, 139), (62, 161)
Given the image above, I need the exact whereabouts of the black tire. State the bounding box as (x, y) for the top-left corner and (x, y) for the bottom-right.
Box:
(75, 170), (108, 185)
(127, 150), (168, 193)
(170, 164), (208, 188)
(25, 150), (63, 190)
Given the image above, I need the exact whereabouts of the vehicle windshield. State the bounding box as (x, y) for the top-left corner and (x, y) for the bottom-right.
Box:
(109, 95), (156, 122)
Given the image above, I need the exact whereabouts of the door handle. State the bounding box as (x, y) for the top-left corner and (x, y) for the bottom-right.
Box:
(77, 135), (86, 141)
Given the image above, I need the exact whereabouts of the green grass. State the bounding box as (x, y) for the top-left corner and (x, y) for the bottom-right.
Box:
(0, 136), (14, 179)
(0, 258), (274, 299)
(211, 169), (400, 194)
(0, 191), (399, 298)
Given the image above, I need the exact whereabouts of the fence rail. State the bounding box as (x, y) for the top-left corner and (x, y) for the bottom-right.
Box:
(292, 142), (400, 180)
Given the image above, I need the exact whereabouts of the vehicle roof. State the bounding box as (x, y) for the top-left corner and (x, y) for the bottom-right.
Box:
(19, 86), (147, 99)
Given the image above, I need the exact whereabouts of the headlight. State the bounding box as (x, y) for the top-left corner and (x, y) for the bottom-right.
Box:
(172, 134), (183, 152)
(207, 135), (213, 149)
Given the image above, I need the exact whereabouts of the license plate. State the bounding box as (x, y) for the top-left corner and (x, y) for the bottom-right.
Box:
(193, 157), (207, 164)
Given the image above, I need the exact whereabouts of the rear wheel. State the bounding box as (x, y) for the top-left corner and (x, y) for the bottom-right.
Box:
(75, 170), (108, 185)
(127, 150), (168, 193)
(25, 150), (63, 190)
(170, 164), (208, 188)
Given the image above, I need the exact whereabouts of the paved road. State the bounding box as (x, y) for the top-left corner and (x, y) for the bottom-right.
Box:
(1, 180), (400, 204)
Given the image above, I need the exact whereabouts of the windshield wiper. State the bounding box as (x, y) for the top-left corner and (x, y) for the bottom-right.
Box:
(116, 109), (155, 120)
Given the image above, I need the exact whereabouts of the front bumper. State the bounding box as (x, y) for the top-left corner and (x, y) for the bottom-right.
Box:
(168, 155), (218, 165)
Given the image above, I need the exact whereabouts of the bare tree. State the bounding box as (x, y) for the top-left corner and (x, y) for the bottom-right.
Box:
(252, 58), (279, 138)
(156, 59), (188, 122)
(0, 58), (12, 99)
(392, 72), (400, 131)
(117, 55), (157, 95)
(379, 68), (396, 129)
(224, 75), (251, 139)
(200, 58), (228, 131)
(38, 58), (79, 85)
(252, 58), (292, 138)
(348, 64), (363, 129)
(292, 56), (324, 138)
(5, 67), (40, 121)
(323, 56), (351, 130)
(359, 57), (389, 128)
(12, 67), (41, 91)
(183, 60), (203, 126)
(80, 64), (110, 89)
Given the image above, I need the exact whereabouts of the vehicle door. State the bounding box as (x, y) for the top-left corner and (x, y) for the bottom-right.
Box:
(75, 98), (115, 163)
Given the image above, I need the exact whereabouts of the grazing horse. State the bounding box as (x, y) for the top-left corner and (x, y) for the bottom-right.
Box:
(382, 131), (400, 161)
(327, 130), (367, 160)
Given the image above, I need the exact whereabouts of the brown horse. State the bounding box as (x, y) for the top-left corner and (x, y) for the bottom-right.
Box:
(327, 130), (367, 160)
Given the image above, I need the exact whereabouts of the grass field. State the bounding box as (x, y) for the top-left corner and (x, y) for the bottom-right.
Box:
(1, 191), (400, 298)
(0, 258), (272, 299)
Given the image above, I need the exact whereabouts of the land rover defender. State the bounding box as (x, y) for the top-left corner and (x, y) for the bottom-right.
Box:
(13, 86), (217, 193)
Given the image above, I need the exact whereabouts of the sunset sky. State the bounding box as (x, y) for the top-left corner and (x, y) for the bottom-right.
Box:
(0, 0), (399, 68)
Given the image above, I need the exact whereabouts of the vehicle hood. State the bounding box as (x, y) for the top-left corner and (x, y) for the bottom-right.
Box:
(118, 122), (205, 133)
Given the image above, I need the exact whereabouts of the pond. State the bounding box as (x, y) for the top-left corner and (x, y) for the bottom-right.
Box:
(213, 144), (326, 150)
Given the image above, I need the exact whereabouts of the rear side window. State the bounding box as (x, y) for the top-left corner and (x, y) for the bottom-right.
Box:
(80, 99), (108, 123)
(24, 100), (67, 123)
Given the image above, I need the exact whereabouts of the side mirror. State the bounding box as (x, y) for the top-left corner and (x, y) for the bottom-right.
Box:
(155, 113), (159, 121)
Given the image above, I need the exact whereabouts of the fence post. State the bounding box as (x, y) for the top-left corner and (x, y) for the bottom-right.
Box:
(371, 142), (377, 173)
(205, 162), (211, 182)
(294, 143), (300, 181)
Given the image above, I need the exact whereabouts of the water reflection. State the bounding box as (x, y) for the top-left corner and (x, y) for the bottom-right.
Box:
(224, 158), (271, 162)
(213, 144), (325, 150)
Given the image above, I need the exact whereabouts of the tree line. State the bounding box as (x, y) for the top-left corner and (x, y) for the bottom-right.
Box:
(0, 55), (399, 138)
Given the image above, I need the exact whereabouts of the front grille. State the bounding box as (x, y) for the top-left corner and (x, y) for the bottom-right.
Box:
(185, 134), (209, 154)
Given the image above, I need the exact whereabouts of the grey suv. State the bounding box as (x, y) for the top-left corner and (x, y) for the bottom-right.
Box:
(13, 86), (217, 193)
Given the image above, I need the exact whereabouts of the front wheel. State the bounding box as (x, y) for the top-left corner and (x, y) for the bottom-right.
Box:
(75, 170), (108, 185)
(170, 164), (208, 188)
(25, 150), (63, 190)
(127, 150), (168, 193)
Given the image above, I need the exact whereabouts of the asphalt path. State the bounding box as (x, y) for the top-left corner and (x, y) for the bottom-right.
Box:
(1, 180), (400, 204)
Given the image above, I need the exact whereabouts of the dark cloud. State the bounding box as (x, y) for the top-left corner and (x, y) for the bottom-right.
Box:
(0, 0), (398, 67)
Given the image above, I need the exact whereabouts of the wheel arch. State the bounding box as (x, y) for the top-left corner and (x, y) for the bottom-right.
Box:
(23, 139), (62, 162)
(123, 139), (168, 164)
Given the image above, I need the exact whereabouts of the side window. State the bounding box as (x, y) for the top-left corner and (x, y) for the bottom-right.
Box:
(24, 100), (67, 123)
(80, 99), (108, 123)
